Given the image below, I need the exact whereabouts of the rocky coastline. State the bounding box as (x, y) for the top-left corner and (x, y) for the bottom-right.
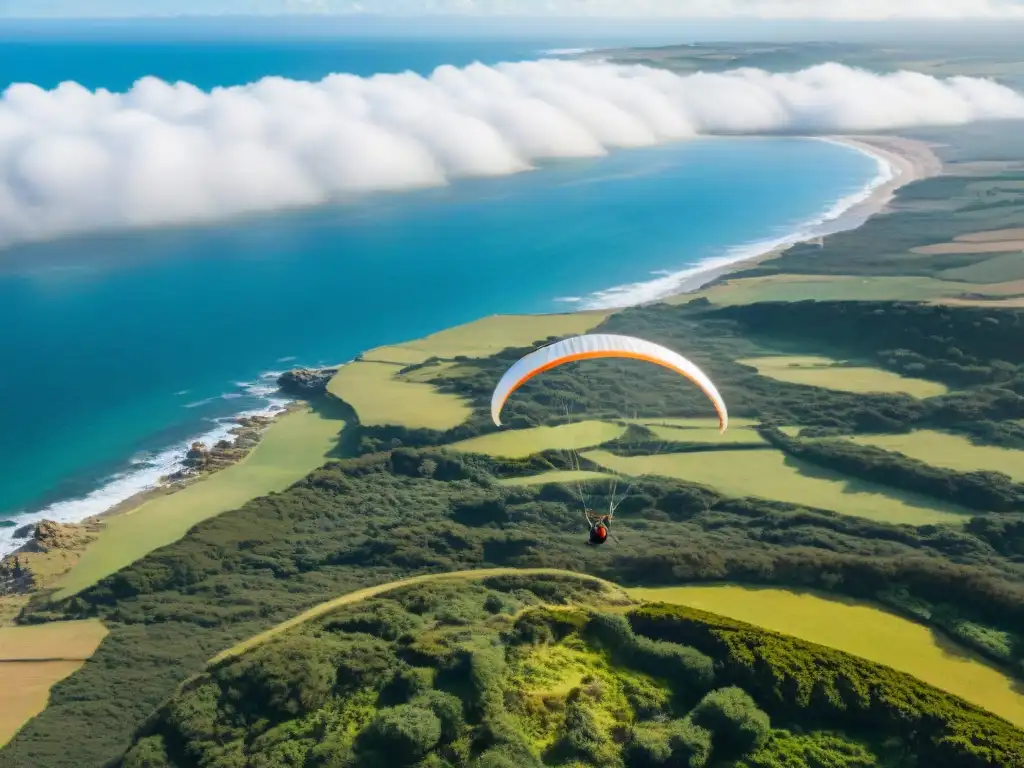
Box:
(0, 365), (340, 612)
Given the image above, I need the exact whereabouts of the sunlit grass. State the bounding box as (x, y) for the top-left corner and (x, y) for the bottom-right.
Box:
(839, 430), (1024, 482)
(584, 448), (971, 527)
(738, 355), (948, 398)
(628, 585), (1024, 728)
(448, 422), (625, 458)
(329, 361), (472, 429)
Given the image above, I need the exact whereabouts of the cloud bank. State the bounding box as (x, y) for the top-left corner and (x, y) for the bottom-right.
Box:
(2, 59), (1023, 249)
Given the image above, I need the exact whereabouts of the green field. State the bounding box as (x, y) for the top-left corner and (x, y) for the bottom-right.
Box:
(328, 361), (473, 430)
(738, 355), (949, 398)
(627, 584), (1024, 728)
(637, 417), (765, 445)
(584, 448), (971, 526)
(447, 421), (625, 458)
(840, 430), (1024, 481)
(938, 252), (1024, 283)
(498, 470), (612, 487)
(52, 404), (346, 600)
(359, 312), (608, 366)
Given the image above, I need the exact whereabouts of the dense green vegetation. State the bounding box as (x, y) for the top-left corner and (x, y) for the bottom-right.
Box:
(7, 437), (1024, 767)
(7, 296), (1024, 766)
(117, 575), (1024, 767)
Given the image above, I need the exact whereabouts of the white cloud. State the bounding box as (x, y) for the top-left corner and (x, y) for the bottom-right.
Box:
(1, 59), (1023, 249)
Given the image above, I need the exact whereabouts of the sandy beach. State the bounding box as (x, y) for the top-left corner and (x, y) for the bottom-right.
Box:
(651, 133), (945, 299)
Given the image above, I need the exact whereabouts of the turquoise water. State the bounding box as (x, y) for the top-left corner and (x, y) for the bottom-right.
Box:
(0, 31), (880, 541)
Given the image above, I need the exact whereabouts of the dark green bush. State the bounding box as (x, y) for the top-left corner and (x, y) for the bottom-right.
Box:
(667, 718), (714, 768)
(689, 687), (771, 759)
(411, 690), (465, 743)
(358, 705), (441, 765)
(623, 725), (671, 767)
(121, 736), (174, 768)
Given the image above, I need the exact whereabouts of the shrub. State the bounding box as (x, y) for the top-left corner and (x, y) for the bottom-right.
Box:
(121, 736), (173, 768)
(668, 718), (714, 768)
(623, 725), (671, 767)
(412, 690), (465, 742)
(358, 705), (442, 765)
(689, 687), (772, 758)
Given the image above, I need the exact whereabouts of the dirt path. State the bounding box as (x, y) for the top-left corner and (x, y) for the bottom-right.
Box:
(211, 568), (621, 664)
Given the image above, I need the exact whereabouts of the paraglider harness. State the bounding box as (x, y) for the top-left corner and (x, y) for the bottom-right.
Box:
(586, 511), (611, 545)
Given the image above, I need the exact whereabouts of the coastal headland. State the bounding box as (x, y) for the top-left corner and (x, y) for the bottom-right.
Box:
(4, 121), (1024, 768)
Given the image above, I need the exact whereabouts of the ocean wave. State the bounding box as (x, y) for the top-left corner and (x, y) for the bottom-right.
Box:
(0, 381), (293, 558)
(540, 47), (596, 56)
(578, 141), (895, 309)
(183, 396), (217, 408)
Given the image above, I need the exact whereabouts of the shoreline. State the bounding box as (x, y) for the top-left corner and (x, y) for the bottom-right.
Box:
(0, 133), (940, 564)
(0, 387), (299, 559)
(579, 133), (943, 309)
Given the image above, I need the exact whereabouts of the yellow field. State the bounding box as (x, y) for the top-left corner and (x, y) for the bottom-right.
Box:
(738, 355), (948, 398)
(0, 619), (107, 661)
(583, 448), (970, 526)
(360, 312), (608, 366)
(627, 585), (1024, 728)
(943, 296), (1024, 308)
(499, 470), (611, 487)
(0, 619), (108, 747)
(447, 421), (625, 458)
(328, 361), (472, 430)
(957, 227), (1024, 242)
(0, 662), (84, 747)
(53, 404), (346, 599)
(911, 240), (1024, 255)
(842, 430), (1024, 482)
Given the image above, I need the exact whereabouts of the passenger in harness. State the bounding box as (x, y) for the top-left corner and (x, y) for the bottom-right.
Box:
(586, 511), (611, 546)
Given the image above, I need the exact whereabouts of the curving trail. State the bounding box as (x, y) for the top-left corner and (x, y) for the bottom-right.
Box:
(210, 568), (622, 665)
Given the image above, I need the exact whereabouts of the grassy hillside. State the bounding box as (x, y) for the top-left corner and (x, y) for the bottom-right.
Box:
(118, 573), (1024, 768)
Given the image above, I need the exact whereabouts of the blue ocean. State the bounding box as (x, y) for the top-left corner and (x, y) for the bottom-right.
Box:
(0, 26), (881, 544)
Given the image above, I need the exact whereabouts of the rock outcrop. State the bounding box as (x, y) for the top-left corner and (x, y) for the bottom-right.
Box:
(277, 367), (338, 397)
(1, 520), (93, 596)
(165, 414), (277, 482)
(0, 554), (34, 593)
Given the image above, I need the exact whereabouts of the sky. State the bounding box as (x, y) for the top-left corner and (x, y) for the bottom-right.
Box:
(4, 0), (1024, 18)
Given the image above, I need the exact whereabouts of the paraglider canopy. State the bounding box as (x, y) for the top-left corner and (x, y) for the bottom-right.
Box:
(490, 333), (728, 431)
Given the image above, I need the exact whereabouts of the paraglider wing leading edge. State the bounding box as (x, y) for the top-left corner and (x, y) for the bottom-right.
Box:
(489, 334), (728, 431)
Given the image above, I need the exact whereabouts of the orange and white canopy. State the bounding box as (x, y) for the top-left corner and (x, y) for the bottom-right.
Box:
(490, 334), (728, 431)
